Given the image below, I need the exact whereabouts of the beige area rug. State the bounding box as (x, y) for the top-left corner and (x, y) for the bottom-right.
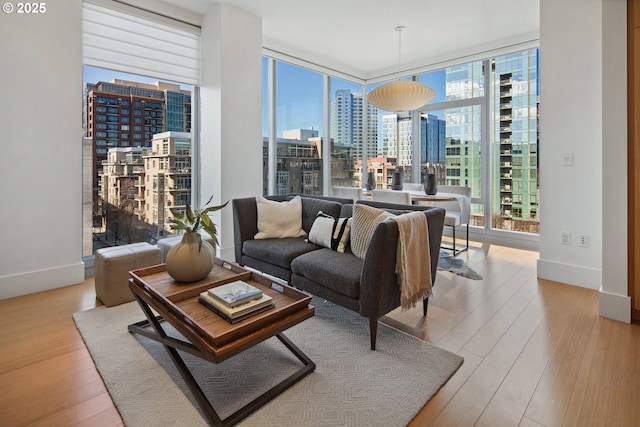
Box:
(74, 298), (463, 427)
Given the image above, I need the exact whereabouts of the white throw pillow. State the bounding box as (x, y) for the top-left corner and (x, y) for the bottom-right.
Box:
(350, 204), (394, 259)
(254, 195), (307, 239)
(308, 211), (352, 253)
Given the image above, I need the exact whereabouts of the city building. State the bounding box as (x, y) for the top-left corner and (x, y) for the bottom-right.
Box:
(331, 90), (378, 161)
(84, 79), (192, 202)
(262, 136), (322, 195)
(98, 132), (192, 241)
(262, 132), (355, 194)
(421, 113), (446, 165)
(98, 147), (146, 244)
(381, 112), (447, 180)
(143, 131), (192, 237)
(355, 157), (397, 189)
(490, 51), (539, 232)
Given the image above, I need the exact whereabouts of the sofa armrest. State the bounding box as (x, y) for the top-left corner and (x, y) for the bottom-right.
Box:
(423, 207), (446, 282)
(232, 197), (259, 264)
(357, 206), (445, 319)
(359, 219), (402, 318)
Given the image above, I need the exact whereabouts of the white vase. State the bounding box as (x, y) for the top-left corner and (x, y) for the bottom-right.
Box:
(165, 232), (215, 283)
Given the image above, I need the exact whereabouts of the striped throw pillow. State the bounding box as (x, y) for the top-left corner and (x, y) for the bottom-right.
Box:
(307, 211), (352, 253)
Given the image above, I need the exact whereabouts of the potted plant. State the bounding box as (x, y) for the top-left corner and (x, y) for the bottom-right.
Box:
(165, 195), (228, 283)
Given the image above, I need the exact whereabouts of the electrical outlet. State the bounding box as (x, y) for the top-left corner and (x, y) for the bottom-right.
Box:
(562, 153), (574, 166)
(560, 232), (571, 245)
(578, 234), (590, 248)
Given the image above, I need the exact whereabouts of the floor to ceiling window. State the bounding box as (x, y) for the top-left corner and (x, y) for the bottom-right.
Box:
(82, 66), (194, 256)
(418, 61), (485, 226)
(262, 46), (539, 239)
(268, 62), (324, 195)
(82, 2), (200, 257)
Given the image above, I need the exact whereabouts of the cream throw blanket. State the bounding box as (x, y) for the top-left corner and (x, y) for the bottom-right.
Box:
(393, 211), (432, 310)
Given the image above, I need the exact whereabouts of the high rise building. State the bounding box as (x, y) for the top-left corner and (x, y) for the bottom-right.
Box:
(331, 90), (378, 160)
(421, 114), (446, 165)
(490, 49), (539, 230)
(381, 113), (446, 172)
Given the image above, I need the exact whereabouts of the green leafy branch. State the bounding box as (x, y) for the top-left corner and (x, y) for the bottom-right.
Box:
(168, 195), (228, 251)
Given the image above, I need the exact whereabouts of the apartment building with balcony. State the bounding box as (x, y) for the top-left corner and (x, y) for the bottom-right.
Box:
(143, 132), (192, 237)
(98, 132), (192, 240)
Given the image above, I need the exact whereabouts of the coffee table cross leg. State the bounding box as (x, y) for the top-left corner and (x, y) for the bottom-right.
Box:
(128, 294), (315, 427)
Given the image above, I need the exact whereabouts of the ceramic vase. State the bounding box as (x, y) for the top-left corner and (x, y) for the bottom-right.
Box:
(365, 171), (375, 191)
(391, 170), (403, 191)
(424, 173), (438, 195)
(165, 232), (215, 283)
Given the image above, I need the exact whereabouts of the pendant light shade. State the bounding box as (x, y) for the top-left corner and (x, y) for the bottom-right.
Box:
(367, 26), (435, 112)
(367, 80), (435, 112)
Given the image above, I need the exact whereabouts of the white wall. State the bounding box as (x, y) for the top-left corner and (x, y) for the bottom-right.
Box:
(200, 4), (263, 261)
(0, 0), (85, 299)
(539, 0), (630, 322)
(538, 0), (603, 289)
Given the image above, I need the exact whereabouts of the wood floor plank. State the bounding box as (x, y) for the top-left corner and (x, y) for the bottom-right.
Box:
(28, 393), (123, 427)
(428, 279), (549, 426)
(441, 267), (537, 355)
(431, 258), (535, 347)
(476, 282), (595, 426)
(522, 282), (599, 426)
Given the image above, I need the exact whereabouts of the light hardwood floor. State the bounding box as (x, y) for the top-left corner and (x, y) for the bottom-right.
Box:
(1, 243), (638, 426)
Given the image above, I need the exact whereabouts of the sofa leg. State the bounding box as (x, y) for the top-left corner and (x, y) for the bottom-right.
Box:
(423, 297), (429, 316)
(369, 319), (378, 350)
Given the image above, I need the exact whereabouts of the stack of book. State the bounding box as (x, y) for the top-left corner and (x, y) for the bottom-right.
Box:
(199, 280), (273, 323)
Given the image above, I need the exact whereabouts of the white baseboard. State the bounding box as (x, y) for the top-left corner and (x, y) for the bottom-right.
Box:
(0, 262), (85, 300)
(598, 288), (631, 323)
(536, 258), (601, 290)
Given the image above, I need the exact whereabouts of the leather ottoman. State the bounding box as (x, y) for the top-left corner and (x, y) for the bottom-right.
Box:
(95, 242), (161, 306)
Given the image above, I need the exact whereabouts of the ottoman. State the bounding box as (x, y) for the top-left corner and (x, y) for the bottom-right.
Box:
(95, 242), (161, 307)
(157, 234), (216, 262)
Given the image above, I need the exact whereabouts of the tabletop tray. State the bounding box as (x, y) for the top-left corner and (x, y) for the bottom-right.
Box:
(129, 259), (313, 349)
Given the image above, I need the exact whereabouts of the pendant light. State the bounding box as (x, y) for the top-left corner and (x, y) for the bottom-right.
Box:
(367, 26), (435, 112)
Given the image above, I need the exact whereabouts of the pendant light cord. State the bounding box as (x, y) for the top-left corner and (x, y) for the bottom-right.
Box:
(396, 25), (405, 73)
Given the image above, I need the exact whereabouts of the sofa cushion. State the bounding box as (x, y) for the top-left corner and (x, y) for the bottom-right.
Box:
(307, 211), (352, 253)
(351, 204), (395, 259)
(291, 249), (363, 298)
(242, 237), (320, 270)
(255, 195), (306, 239)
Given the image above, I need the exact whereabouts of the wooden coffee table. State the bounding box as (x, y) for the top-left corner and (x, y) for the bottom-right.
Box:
(127, 258), (315, 426)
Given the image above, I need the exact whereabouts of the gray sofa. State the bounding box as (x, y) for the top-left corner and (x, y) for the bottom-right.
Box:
(232, 195), (445, 350)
